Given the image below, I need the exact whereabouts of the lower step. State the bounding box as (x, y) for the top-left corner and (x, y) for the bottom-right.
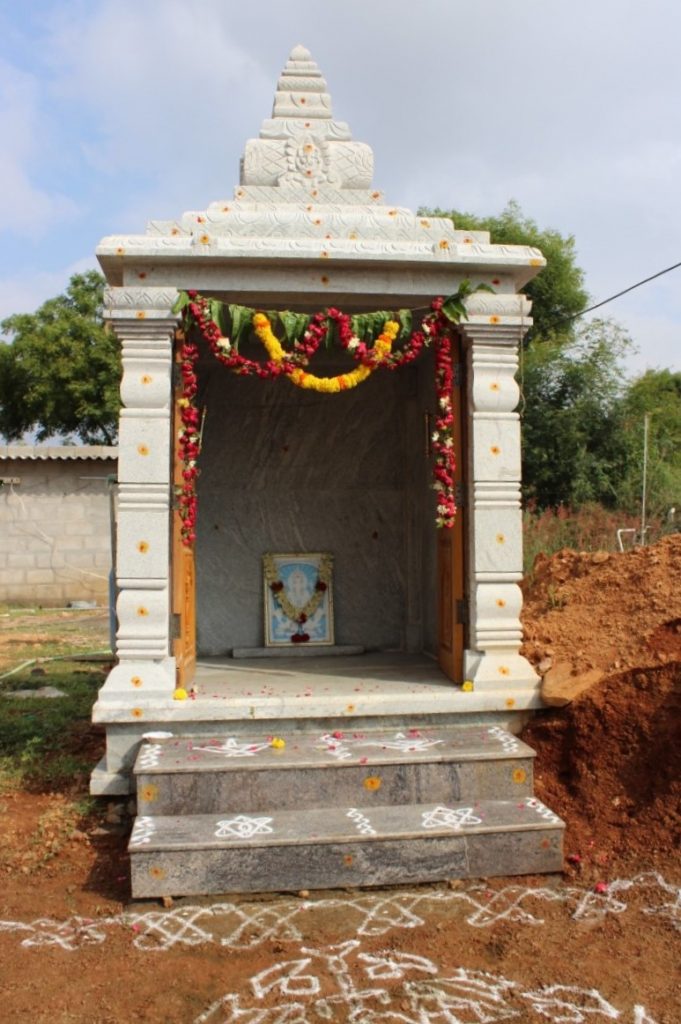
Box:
(129, 797), (564, 897)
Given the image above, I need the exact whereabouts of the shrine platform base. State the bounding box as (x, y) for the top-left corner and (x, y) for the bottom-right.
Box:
(91, 653), (544, 796)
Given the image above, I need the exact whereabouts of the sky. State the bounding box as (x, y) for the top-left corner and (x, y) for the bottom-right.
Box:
(0, 0), (679, 376)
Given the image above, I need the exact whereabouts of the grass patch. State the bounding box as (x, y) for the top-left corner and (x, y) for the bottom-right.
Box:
(0, 665), (104, 791)
(522, 502), (667, 575)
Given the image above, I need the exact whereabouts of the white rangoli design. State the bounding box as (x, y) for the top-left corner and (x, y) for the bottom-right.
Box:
(194, 738), (272, 759)
(525, 796), (562, 824)
(192, 940), (662, 1024)
(137, 743), (163, 770)
(421, 805), (483, 830)
(129, 816), (157, 847)
(319, 730), (444, 762)
(214, 815), (274, 839)
(347, 808), (377, 836)
(487, 725), (521, 754)
(0, 874), (677, 984)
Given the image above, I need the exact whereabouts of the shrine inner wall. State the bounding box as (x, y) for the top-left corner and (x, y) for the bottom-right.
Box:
(195, 350), (438, 656)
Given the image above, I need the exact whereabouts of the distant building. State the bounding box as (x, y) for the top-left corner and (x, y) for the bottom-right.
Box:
(0, 446), (117, 606)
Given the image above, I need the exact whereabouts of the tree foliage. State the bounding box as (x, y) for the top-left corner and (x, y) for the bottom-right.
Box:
(421, 201), (679, 515)
(520, 320), (633, 508)
(0, 271), (120, 444)
(617, 369), (681, 517)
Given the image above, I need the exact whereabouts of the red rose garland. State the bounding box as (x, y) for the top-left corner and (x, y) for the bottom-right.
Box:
(175, 294), (460, 546)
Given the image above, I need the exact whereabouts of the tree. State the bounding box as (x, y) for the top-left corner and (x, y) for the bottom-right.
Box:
(0, 271), (120, 444)
(617, 369), (681, 517)
(520, 320), (633, 508)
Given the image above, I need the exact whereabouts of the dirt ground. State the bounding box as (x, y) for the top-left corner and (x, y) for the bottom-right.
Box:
(0, 540), (679, 1023)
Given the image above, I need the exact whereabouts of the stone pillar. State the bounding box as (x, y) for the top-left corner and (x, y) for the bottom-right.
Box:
(96, 286), (179, 703)
(459, 294), (540, 702)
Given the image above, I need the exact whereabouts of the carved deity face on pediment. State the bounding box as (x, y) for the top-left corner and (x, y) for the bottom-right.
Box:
(280, 134), (342, 188)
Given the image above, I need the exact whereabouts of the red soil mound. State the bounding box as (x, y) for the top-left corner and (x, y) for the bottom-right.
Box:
(520, 535), (681, 874)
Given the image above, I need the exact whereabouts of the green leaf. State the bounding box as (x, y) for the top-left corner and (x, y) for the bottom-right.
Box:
(351, 314), (367, 339)
(208, 298), (223, 333)
(171, 291), (190, 315)
(441, 298), (467, 324)
(228, 304), (252, 349)
(278, 311), (309, 346)
(398, 308), (412, 341)
(324, 316), (335, 349)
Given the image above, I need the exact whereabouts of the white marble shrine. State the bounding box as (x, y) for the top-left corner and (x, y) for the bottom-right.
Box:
(91, 45), (546, 795)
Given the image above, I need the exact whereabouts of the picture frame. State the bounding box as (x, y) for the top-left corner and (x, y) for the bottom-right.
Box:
(263, 552), (334, 647)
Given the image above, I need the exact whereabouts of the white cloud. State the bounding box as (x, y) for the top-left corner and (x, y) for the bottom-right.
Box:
(0, 256), (97, 325)
(0, 59), (78, 236)
(46, 0), (271, 223)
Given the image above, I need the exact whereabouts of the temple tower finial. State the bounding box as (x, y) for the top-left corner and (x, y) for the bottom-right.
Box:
(240, 44), (373, 191)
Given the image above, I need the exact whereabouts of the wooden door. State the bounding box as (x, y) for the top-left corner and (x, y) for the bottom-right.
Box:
(172, 335), (196, 690)
(437, 334), (466, 682)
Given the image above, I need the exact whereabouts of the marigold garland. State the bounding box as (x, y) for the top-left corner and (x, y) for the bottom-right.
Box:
(173, 286), (483, 546)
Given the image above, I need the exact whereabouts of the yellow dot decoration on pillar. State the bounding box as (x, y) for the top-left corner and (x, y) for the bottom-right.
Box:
(496, 599), (506, 608)
(489, 315), (500, 324)
(135, 311), (146, 320)
(141, 374), (153, 385)
(490, 446), (501, 456)
(505, 697), (516, 709)
(489, 382), (500, 392)
(137, 606), (149, 617)
(498, 666), (510, 676)
(364, 776), (382, 791)
(513, 768), (527, 785)
(137, 444), (149, 456)
(131, 707), (144, 719)
(496, 534), (505, 545)
(131, 676), (143, 688)
(137, 541), (149, 554)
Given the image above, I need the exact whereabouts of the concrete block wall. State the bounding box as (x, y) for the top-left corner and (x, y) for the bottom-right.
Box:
(0, 449), (117, 606)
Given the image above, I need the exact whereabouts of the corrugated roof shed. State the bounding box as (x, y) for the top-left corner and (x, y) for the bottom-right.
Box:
(0, 446), (118, 461)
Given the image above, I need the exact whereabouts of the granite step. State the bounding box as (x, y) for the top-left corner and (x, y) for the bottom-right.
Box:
(133, 724), (535, 815)
(128, 796), (564, 897)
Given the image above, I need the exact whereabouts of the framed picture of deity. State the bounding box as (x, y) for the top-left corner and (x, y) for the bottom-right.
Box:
(263, 552), (334, 647)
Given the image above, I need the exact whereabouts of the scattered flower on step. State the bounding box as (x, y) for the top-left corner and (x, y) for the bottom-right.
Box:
(173, 687), (188, 701)
(270, 737), (286, 750)
(594, 881), (608, 894)
(462, 680), (474, 692)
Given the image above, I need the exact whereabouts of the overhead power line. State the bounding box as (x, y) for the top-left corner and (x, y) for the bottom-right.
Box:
(557, 258), (681, 327)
